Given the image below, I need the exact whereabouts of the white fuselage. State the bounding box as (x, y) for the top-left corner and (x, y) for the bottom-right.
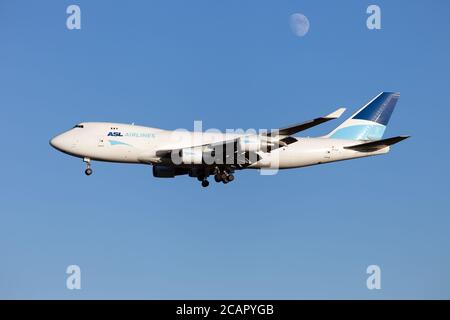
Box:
(50, 122), (389, 170)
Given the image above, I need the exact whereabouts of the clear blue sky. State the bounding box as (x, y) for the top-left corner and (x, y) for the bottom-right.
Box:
(1, 0), (449, 299)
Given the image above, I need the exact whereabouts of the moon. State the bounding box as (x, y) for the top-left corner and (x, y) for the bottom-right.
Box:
(290, 13), (310, 37)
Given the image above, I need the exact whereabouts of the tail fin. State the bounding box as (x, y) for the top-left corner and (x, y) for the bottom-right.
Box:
(326, 92), (400, 141)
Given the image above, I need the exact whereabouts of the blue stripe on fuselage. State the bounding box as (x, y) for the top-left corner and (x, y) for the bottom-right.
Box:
(109, 140), (131, 146)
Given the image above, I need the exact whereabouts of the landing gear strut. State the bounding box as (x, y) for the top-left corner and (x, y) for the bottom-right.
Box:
(196, 174), (210, 187)
(84, 157), (92, 176)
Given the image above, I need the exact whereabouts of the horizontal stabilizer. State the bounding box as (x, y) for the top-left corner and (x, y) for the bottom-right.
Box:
(344, 135), (410, 152)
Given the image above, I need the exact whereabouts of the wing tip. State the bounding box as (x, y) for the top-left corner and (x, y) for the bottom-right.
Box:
(325, 107), (346, 119)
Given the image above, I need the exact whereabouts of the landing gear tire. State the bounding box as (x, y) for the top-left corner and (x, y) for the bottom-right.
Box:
(201, 180), (209, 188)
(227, 174), (234, 182)
(214, 174), (222, 183)
(83, 157), (92, 176)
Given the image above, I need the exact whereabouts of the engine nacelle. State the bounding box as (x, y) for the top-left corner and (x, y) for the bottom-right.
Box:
(153, 165), (176, 178)
(153, 165), (189, 178)
(180, 146), (203, 164)
(238, 136), (272, 152)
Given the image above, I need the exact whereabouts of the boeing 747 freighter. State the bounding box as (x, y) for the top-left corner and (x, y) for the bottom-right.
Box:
(50, 92), (409, 187)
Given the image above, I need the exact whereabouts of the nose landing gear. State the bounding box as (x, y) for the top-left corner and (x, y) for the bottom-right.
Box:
(84, 157), (92, 176)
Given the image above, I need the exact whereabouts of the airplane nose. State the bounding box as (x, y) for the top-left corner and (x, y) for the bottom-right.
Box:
(50, 135), (64, 150)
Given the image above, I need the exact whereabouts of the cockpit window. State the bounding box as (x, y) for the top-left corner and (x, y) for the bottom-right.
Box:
(73, 124), (84, 128)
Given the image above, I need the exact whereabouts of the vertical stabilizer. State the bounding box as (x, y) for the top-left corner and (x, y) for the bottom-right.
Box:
(326, 92), (400, 141)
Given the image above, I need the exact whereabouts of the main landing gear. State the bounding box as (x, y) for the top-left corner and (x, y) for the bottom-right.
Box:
(201, 180), (209, 188)
(197, 174), (210, 188)
(213, 168), (234, 184)
(84, 157), (93, 176)
(197, 168), (235, 188)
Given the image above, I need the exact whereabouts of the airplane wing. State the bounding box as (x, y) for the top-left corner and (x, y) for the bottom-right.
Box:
(155, 138), (261, 167)
(151, 108), (346, 163)
(266, 107), (346, 137)
(344, 135), (410, 152)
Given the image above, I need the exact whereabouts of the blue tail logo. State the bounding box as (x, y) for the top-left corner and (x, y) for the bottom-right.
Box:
(328, 92), (400, 141)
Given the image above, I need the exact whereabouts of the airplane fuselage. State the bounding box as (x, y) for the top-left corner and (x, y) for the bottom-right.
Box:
(50, 122), (388, 170)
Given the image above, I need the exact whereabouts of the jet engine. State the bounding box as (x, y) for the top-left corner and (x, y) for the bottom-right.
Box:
(152, 165), (176, 178)
(238, 136), (274, 152)
(180, 147), (203, 164)
(153, 165), (189, 178)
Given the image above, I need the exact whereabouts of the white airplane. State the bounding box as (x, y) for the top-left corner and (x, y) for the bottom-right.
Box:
(50, 92), (409, 187)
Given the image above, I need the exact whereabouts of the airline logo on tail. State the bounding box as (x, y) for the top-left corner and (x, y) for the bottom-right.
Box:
(328, 92), (400, 141)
